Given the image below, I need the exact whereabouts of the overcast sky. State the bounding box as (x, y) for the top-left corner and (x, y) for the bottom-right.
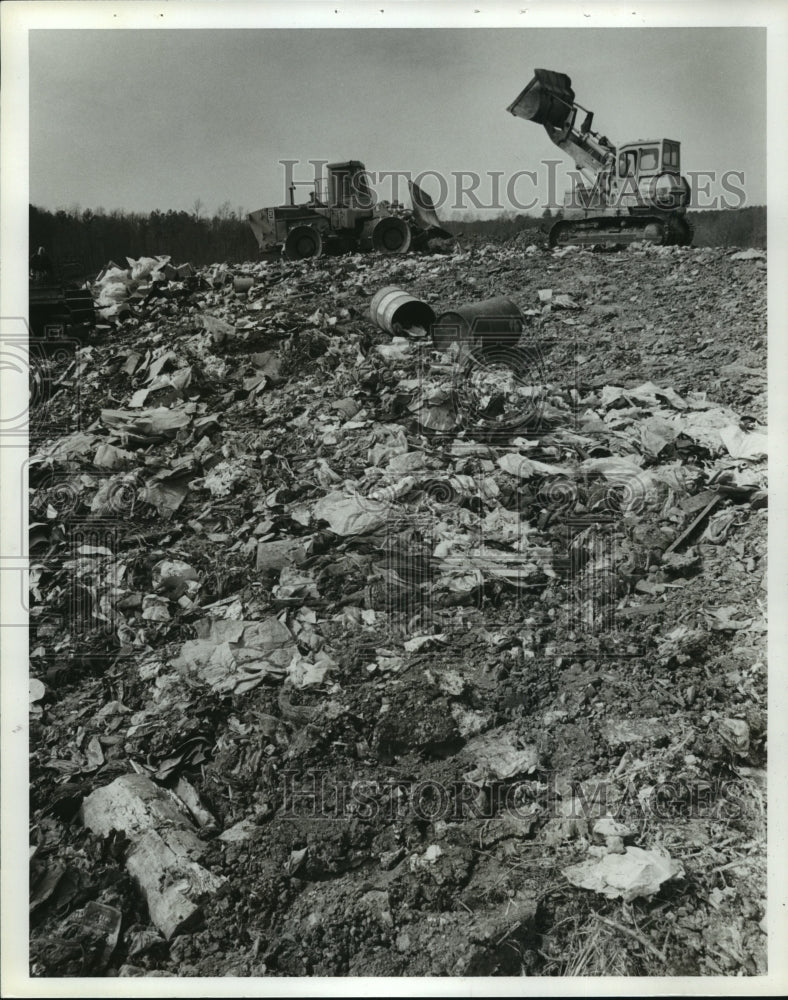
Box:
(29, 26), (766, 218)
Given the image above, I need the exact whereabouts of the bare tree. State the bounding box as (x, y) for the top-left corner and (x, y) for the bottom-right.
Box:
(192, 198), (204, 220)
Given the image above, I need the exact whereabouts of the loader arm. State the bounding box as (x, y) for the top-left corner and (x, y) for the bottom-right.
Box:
(507, 68), (615, 181)
(542, 121), (615, 180)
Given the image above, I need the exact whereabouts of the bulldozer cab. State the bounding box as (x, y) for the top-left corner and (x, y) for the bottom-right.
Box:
(322, 161), (373, 209)
(617, 140), (682, 180)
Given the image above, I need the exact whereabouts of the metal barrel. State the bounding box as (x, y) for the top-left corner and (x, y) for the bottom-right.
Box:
(432, 297), (525, 351)
(370, 286), (436, 335)
(233, 276), (254, 294)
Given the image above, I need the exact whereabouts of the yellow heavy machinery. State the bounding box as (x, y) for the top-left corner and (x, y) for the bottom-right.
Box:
(248, 160), (452, 260)
(508, 69), (693, 247)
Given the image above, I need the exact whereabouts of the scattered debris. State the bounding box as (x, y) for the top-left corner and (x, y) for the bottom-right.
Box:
(29, 238), (766, 977)
(81, 774), (226, 938)
(563, 846), (684, 901)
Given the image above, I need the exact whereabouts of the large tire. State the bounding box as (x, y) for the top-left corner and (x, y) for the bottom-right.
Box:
(284, 225), (323, 261)
(372, 217), (412, 254)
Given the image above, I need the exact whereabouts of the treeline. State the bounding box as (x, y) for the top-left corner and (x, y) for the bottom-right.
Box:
(30, 204), (258, 275)
(685, 206), (766, 248)
(30, 203), (766, 274)
(445, 213), (551, 242)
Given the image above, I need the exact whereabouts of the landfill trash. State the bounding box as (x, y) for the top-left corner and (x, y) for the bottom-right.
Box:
(703, 606), (753, 631)
(376, 337), (415, 361)
(285, 847), (308, 875)
(256, 539), (309, 572)
(730, 248), (766, 261)
(29, 900), (123, 976)
(127, 926), (166, 959)
(370, 286), (436, 335)
(563, 845), (684, 901)
(142, 594), (171, 622)
(233, 276), (255, 294)
(92, 256), (180, 320)
(100, 406), (191, 439)
(30, 239), (766, 976)
(173, 776), (216, 830)
(219, 819), (261, 843)
(551, 293), (578, 309)
(718, 717), (751, 755)
(702, 509), (738, 544)
(81, 774), (226, 938)
(464, 728), (538, 782)
(409, 844), (443, 871)
(592, 817), (634, 841)
(81, 901), (123, 972)
(313, 491), (390, 536)
(432, 296), (525, 350)
(152, 559), (201, 606)
(719, 425), (767, 461)
(30, 677), (46, 711)
(30, 861), (70, 915)
(497, 453), (570, 478)
(171, 617), (297, 694)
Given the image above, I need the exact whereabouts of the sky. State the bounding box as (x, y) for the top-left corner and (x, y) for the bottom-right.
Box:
(28, 26), (766, 218)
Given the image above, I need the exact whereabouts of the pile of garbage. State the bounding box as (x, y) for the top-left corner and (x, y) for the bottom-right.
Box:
(92, 256), (197, 322)
(28, 241), (767, 976)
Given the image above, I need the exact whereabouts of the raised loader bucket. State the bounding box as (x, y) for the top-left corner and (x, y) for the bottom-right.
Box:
(408, 179), (452, 238)
(506, 69), (575, 128)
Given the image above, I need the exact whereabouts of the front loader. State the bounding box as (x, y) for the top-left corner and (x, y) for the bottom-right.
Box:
(507, 69), (693, 247)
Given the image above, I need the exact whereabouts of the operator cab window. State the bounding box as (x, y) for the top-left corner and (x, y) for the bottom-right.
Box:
(639, 148), (659, 172)
(662, 142), (680, 169)
(618, 151), (638, 177)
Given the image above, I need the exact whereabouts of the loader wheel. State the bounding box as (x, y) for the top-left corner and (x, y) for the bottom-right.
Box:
(284, 225), (323, 261)
(372, 217), (412, 254)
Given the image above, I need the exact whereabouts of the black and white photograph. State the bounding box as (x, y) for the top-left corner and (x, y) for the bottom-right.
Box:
(1, 1), (786, 993)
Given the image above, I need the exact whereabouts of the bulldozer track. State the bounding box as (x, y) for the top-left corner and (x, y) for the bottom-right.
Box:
(549, 214), (693, 250)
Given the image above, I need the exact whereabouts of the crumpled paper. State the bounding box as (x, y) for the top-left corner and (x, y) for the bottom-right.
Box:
(563, 845), (683, 901)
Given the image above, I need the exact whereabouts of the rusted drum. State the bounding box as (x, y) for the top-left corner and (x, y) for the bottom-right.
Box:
(432, 297), (525, 351)
(370, 286), (436, 335)
(233, 276), (254, 293)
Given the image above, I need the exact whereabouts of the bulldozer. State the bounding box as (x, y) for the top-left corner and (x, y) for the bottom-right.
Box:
(29, 259), (95, 339)
(507, 69), (693, 248)
(248, 160), (452, 260)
